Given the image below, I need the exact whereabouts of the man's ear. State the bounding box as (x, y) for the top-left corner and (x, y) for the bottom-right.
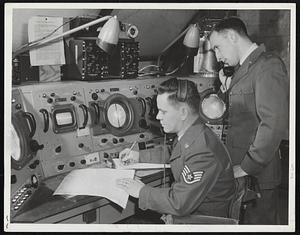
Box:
(227, 29), (238, 44)
(180, 105), (189, 121)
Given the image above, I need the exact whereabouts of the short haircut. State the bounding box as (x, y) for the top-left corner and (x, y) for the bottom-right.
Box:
(157, 77), (200, 114)
(211, 17), (249, 38)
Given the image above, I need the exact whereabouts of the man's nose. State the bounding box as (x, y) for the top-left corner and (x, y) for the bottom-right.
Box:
(215, 51), (222, 62)
(156, 112), (161, 120)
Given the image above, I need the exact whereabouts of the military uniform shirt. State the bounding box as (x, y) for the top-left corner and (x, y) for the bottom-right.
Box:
(138, 118), (236, 218)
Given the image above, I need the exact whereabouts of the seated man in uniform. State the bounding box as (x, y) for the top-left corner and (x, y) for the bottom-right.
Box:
(116, 77), (236, 224)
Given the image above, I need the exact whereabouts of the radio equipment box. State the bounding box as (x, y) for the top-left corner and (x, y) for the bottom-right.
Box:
(108, 39), (139, 79)
(62, 38), (139, 81)
(12, 54), (39, 85)
(62, 38), (109, 81)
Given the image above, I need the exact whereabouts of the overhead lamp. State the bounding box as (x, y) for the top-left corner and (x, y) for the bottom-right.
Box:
(183, 24), (200, 56)
(96, 16), (120, 54)
(156, 23), (200, 76)
(13, 15), (120, 58)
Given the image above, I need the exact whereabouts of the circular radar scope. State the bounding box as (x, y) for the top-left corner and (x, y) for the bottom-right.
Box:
(104, 93), (135, 136)
(199, 89), (226, 124)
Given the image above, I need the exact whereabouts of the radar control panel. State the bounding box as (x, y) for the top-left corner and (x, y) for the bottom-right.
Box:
(10, 75), (216, 219)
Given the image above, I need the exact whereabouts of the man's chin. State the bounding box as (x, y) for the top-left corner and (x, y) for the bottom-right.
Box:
(161, 126), (169, 133)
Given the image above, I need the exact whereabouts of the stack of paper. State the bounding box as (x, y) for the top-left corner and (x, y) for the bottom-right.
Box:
(53, 168), (135, 209)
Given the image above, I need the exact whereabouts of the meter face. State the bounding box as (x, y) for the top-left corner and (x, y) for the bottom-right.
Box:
(107, 103), (127, 128)
(11, 122), (21, 161)
(202, 94), (226, 119)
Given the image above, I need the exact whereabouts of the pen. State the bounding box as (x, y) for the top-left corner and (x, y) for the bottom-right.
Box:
(123, 141), (137, 165)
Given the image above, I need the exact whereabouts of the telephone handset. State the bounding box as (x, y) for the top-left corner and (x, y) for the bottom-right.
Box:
(219, 61), (235, 77)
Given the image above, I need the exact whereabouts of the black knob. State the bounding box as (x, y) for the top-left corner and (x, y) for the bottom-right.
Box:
(80, 159), (86, 165)
(101, 89), (105, 92)
(70, 96), (76, 101)
(31, 175), (38, 188)
(69, 162), (75, 167)
(101, 138), (108, 143)
(50, 93), (55, 97)
(139, 134), (145, 138)
(132, 90), (138, 95)
(47, 98), (53, 103)
(101, 123), (107, 128)
(119, 138), (124, 143)
(29, 163), (36, 169)
(57, 165), (64, 170)
(34, 159), (40, 165)
(91, 93), (98, 100)
(78, 143), (84, 148)
(55, 146), (62, 153)
(103, 152), (109, 158)
(15, 103), (22, 110)
(112, 138), (118, 144)
(29, 140), (44, 152)
(11, 175), (17, 184)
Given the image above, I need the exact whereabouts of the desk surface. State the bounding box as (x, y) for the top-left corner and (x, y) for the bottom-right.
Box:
(12, 169), (170, 223)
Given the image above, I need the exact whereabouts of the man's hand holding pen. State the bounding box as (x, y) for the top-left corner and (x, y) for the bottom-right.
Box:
(117, 141), (144, 198)
(119, 141), (139, 165)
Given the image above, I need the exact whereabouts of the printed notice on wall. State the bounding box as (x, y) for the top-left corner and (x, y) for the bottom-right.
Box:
(28, 16), (65, 66)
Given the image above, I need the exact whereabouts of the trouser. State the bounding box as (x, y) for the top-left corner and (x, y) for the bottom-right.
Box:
(237, 177), (280, 225)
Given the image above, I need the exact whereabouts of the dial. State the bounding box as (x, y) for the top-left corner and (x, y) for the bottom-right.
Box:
(107, 103), (127, 128)
(201, 94), (226, 119)
(103, 93), (135, 136)
(11, 122), (21, 161)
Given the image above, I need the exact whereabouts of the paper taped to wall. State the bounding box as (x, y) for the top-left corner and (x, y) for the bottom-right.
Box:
(53, 168), (135, 209)
(28, 16), (65, 66)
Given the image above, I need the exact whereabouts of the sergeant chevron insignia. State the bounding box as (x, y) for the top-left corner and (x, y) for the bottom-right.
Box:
(181, 165), (204, 184)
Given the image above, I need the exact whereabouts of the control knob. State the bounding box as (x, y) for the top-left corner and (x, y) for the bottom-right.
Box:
(91, 93), (98, 100)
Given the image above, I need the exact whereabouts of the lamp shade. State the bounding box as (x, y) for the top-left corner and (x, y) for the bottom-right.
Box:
(96, 16), (120, 54)
(183, 24), (200, 56)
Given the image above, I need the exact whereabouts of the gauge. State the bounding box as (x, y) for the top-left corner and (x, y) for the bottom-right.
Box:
(11, 111), (35, 170)
(107, 103), (127, 128)
(52, 104), (77, 134)
(104, 94), (135, 136)
(202, 94), (226, 119)
(199, 89), (226, 124)
(11, 122), (21, 161)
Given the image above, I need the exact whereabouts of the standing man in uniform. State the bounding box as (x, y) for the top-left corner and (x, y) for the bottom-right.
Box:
(209, 17), (289, 224)
(116, 77), (236, 224)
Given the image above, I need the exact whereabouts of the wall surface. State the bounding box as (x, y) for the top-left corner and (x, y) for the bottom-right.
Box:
(237, 10), (290, 77)
(12, 9), (197, 58)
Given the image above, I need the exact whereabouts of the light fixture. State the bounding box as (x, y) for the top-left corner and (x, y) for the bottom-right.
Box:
(156, 23), (200, 75)
(13, 15), (120, 57)
(183, 24), (200, 56)
(96, 16), (120, 54)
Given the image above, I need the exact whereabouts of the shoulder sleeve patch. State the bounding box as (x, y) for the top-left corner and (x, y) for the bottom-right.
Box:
(181, 165), (204, 184)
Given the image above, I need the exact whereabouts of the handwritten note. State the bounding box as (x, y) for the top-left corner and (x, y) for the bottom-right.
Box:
(53, 168), (135, 209)
(28, 16), (65, 66)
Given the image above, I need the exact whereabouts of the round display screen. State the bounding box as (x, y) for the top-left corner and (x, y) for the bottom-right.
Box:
(201, 94), (226, 119)
(11, 122), (21, 161)
(107, 103), (127, 128)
